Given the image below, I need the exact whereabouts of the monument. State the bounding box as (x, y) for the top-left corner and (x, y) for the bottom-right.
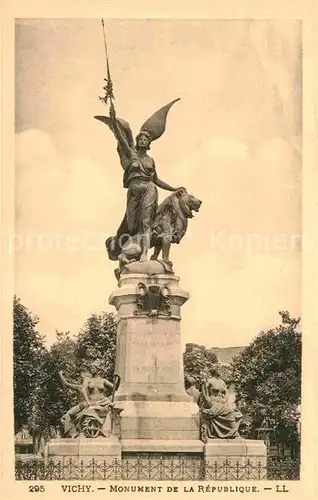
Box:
(44, 19), (266, 479)
(96, 66), (203, 457)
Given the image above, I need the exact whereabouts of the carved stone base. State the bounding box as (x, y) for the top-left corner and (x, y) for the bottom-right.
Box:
(43, 438), (267, 480)
(117, 400), (200, 440)
(109, 269), (200, 440)
(109, 271), (191, 404)
(204, 439), (267, 480)
(121, 439), (204, 480)
(44, 436), (122, 470)
(121, 260), (174, 276)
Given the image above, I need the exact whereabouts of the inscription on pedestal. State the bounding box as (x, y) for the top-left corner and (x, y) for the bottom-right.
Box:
(133, 365), (173, 372)
(115, 318), (186, 396)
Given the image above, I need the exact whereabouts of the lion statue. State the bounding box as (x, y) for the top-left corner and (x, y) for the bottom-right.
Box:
(106, 190), (202, 271)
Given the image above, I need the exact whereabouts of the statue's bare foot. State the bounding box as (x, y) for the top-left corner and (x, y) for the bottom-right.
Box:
(140, 254), (148, 262)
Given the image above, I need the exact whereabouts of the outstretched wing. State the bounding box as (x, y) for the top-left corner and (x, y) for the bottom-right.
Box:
(94, 115), (135, 149)
(139, 98), (180, 141)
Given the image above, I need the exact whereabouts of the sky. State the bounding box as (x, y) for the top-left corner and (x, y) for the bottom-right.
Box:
(14, 19), (302, 347)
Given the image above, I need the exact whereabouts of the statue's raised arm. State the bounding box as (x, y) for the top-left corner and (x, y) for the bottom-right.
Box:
(59, 370), (81, 391)
(94, 102), (136, 171)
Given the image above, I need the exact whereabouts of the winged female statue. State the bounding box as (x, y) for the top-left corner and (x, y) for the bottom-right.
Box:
(94, 99), (186, 263)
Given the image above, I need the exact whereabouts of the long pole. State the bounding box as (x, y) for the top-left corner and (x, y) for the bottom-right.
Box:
(100, 19), (115, 107)
(101, 19), (110, 77)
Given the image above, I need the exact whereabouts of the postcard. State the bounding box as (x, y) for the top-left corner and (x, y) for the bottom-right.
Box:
(1, 1), (317, 499)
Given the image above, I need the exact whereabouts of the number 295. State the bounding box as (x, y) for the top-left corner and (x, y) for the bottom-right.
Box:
(29, 485), (45, 492)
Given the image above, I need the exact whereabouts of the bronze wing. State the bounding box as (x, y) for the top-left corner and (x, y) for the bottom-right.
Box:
(139, 98), (180, 141)
(94, 115), (135, 150)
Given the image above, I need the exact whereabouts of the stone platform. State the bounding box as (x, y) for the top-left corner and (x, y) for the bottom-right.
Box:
(44, 436), (121, 466)
(109, 264), (200, 441)
(204, 439), (267, 480)
(116, 400), (199, 440)
(44, 437), (267, 480)
(205, 438), (266, 463)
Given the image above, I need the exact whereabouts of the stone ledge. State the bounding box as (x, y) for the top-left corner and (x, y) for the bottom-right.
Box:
(115, 392), (193, 402)
(109, 285), (189, 310)
(120, 418), (199, 430)
(45, 437), (122, 457)
(204, 439), (266, 457)
(114, 314), (182, 321)
(121, 439), (204, 453)
(121, 430), (200, 440)
(119, 273), (179, 285)
(116, 400), (199, 416)
(246, 440), (268, 456)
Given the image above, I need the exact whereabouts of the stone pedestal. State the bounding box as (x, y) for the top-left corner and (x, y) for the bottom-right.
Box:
(44, 436), (122, 478)
(204, 439), (267, 480)
(109, 265), (200, 441)
(116, 401), (199, 440)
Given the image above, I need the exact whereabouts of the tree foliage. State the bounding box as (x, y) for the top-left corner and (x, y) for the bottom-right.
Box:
(75, 312), (117, 380)
(41, 313), (117, 432)
(13, 296), (47, 433)
(36, 332), (78, 431)
(230, 311), (301, 446)
(183, 343), (218, 387)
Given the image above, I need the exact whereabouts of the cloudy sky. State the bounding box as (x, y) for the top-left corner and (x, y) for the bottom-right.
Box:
(15, 19), (302, 347)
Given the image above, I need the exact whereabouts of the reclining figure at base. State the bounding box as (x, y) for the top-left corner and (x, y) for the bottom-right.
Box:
(59, 362), (121, 439)
(185, 367), (242, 442)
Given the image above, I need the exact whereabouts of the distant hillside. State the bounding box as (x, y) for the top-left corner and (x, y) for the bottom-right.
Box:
(211, 346), (245, 365)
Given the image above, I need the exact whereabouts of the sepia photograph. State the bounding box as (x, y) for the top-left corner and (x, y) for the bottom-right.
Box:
(10, 15), (303, 488)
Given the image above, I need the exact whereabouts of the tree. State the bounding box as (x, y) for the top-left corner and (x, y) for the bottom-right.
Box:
(23, 312), (117, 439)
(35, 312), (117, 432)
(34, 331), (78, 432)
(75, 312), (117, 381)
(13, 296), (47, 433)
(231, 311), (301, 452)
(183, 343), (218, 387)
(13, 301), (118, 445)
